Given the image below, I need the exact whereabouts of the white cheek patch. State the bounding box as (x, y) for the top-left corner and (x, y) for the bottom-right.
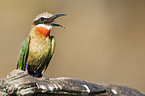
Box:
(36, 24), (52, 30)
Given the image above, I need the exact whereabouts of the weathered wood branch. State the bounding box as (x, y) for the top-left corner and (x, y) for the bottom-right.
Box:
(0, 70), (144, 96)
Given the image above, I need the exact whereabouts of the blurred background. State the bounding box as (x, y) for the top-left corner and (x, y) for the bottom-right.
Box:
(0, 0), (145, 93)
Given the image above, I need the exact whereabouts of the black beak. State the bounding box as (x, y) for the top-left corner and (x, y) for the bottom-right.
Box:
(50, 23), (68, 29)
(51, 14), (67, 22)
(45, 14), (68, 29)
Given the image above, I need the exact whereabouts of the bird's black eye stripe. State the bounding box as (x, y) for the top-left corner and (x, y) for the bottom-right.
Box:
(33, 17), (46, 25)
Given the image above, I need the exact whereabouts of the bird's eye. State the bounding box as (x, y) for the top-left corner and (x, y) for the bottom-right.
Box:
(40, 17), (45, 21)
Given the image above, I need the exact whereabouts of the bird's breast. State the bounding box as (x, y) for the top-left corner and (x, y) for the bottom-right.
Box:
(28, 35), (51, 66)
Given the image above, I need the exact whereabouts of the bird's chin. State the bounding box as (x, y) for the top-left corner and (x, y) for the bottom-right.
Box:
(36, 24), (52, 30)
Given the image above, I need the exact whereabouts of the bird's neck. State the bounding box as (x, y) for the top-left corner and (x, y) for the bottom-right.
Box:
(36, 27), (50, 37)
(31, 24), (52, 37)
(30, 28), (50, 40)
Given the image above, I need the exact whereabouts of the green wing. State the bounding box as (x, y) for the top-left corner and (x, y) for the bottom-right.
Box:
(48, 36), (56, 62)
(17, 35), (31, 70)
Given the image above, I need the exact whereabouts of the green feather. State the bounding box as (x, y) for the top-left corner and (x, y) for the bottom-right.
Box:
(17, 35), (31, 70)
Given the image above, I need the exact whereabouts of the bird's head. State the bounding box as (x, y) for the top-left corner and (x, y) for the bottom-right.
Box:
(32, 12), (67, 37)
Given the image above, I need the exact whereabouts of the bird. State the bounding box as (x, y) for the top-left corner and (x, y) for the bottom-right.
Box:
(17, 12), (67, 78)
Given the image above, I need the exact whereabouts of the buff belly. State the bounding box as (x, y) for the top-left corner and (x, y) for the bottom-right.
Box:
(27, 36), (51, 70)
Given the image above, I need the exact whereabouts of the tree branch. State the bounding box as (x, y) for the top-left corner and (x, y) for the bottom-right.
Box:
(0, 70), (144, 96)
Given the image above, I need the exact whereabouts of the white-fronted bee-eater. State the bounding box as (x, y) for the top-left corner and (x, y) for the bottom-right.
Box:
(17, 12), (67, 77)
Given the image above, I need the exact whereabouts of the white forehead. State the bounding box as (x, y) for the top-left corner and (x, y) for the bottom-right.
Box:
(41, 16), (47, 18)
(33, 12), (53, 21)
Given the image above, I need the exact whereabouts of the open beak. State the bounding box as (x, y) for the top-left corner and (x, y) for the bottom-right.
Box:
(45, 14), (68, 29)
(50, 23), (68, 29)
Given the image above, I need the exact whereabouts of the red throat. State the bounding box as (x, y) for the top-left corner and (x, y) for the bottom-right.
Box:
(36, 27), (50, 37)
